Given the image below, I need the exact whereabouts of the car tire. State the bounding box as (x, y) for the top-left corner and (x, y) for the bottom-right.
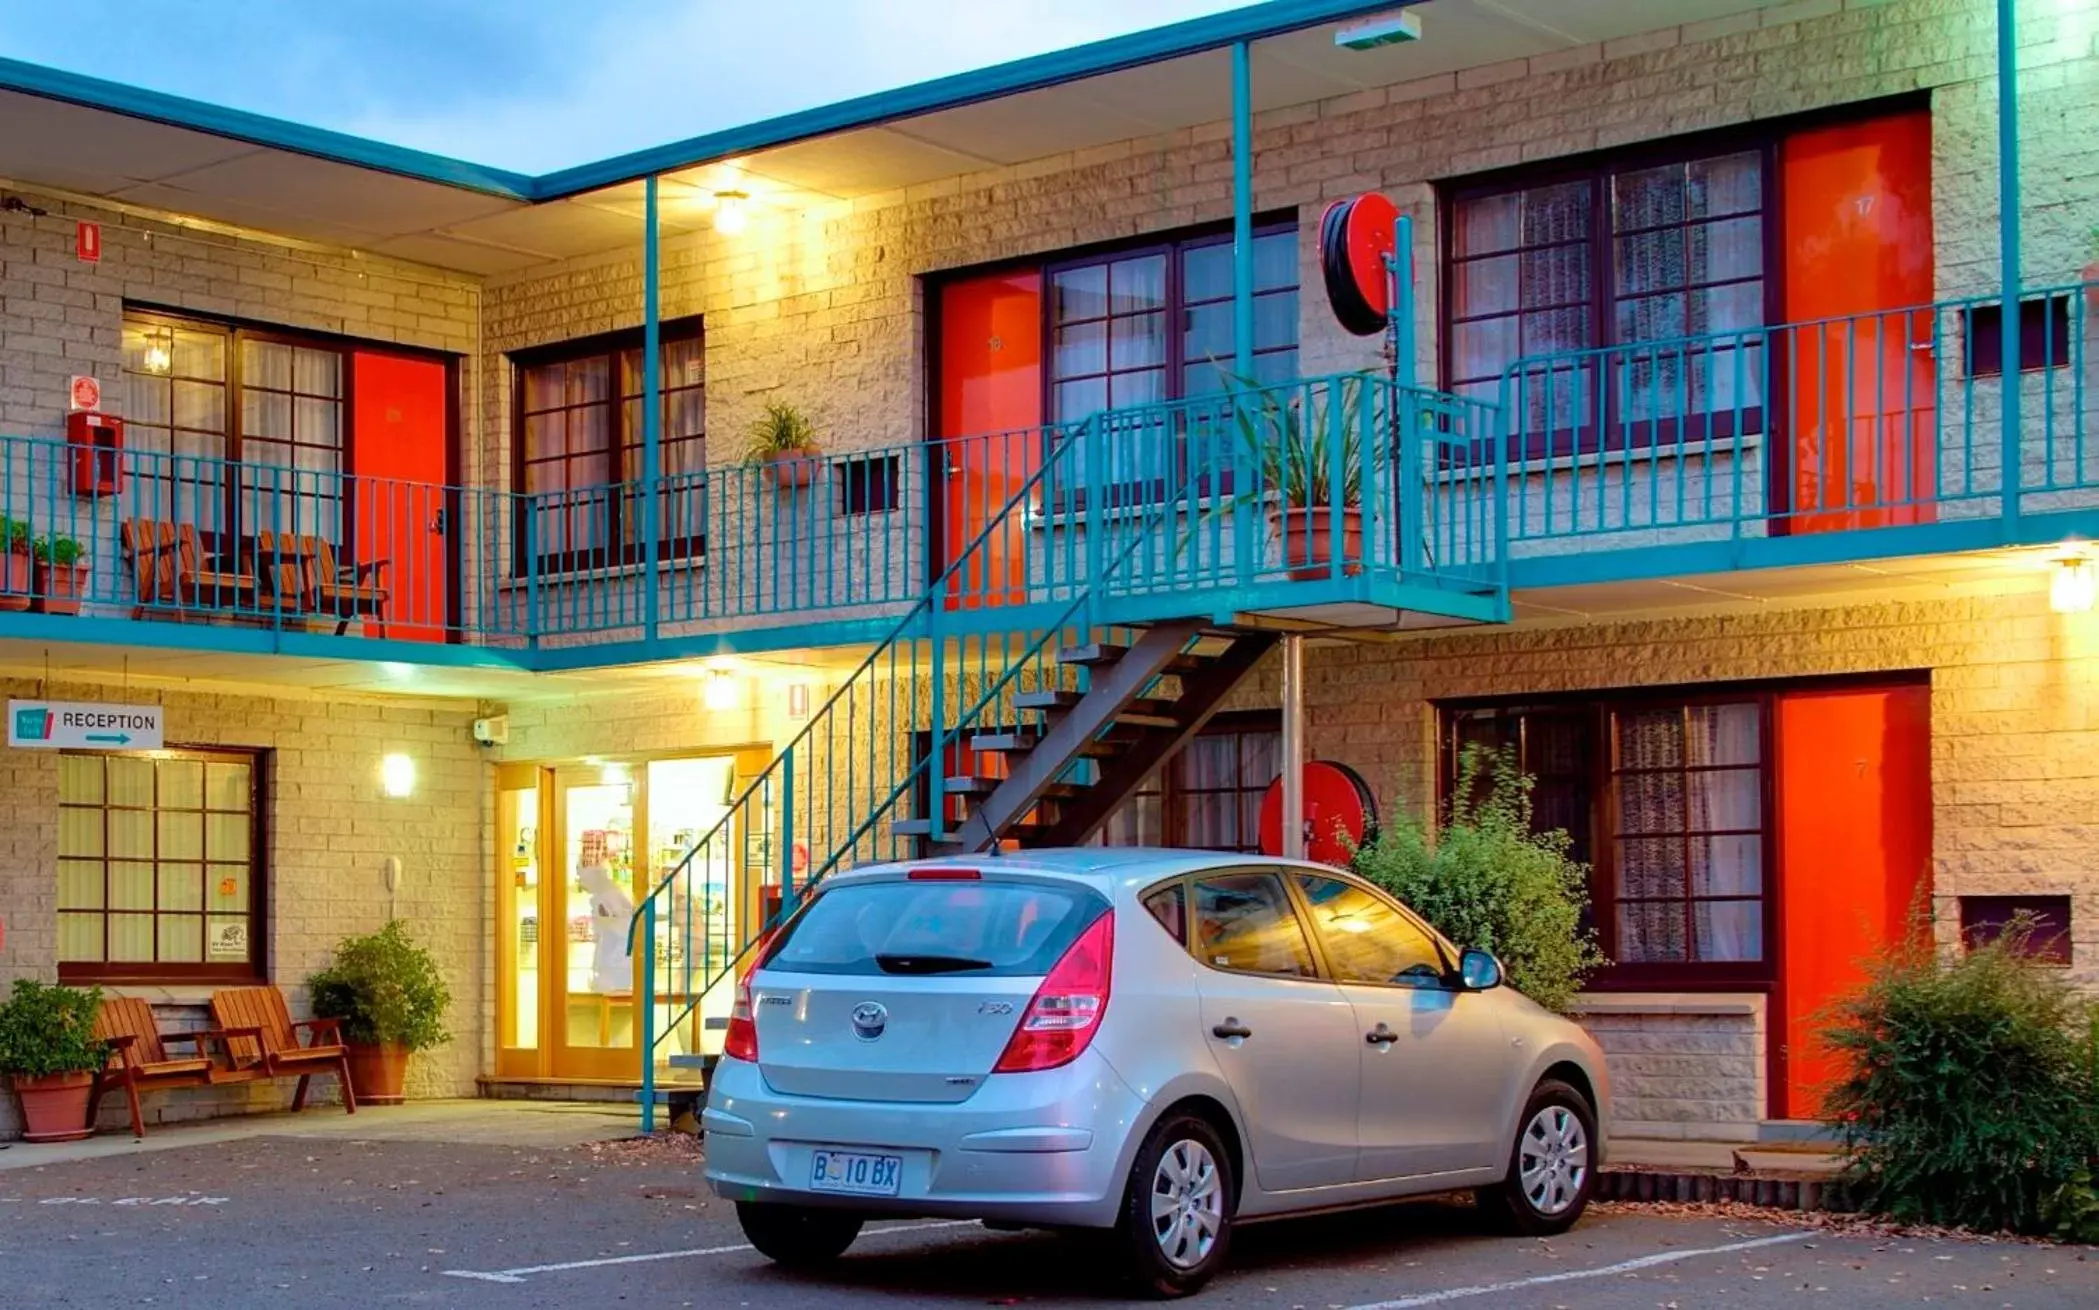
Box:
(1113, 1111), (1235, 1298)
(735, 1201), (864, 1266)
(1477, 1078), (1597, 1237)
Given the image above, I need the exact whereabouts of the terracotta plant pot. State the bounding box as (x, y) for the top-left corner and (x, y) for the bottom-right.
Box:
(12, 1070), (95, 1142)
(1269, 506), (1364, 582)
(0, 552), (30, 612)
(31, 562), (89, 616)
(344, 1041), (410, 1105)
(762, 448), (821, 490)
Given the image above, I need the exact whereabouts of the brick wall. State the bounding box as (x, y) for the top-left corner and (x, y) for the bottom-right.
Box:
(0, 677), (484, 1138)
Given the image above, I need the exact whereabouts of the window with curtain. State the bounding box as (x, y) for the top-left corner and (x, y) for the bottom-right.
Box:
(512, 320), (705, 573)
(1443, 693), (1771, 984)
(56, 750), (265, 983)
(122, 311), (351, 554)
(1099, 712), (1280, 852)
(1445, 143), (1768, 457)
(1047, 226), (1297, 497)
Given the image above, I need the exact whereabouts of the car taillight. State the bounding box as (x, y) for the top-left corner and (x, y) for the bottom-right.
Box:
(994, 911), (1113, 1074)
(722, 973), (759, 1063)
(723, 922), (789, 1065)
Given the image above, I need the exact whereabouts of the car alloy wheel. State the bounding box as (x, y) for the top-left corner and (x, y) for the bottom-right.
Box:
(1149, 1138), (1225, 1270)
(1516, 1103), (1589, 1217)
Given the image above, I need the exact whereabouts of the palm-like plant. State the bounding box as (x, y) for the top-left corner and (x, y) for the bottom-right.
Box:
(1228, 373), (1368, 510)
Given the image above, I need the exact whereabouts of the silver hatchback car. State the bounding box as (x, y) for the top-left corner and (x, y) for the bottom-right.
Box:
(703, 848), (1608, 1296)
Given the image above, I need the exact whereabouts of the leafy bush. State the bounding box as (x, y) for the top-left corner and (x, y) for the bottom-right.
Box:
(0, 979), (106, 1078)
(1822, 920), (2099, 1235)
(1350, 745), (1604, 1012)
(32, 534), (85, 567)
(308, 921), (452, 1052)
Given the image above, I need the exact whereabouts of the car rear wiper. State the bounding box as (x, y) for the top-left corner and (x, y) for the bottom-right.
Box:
(874, 953), (994, 974)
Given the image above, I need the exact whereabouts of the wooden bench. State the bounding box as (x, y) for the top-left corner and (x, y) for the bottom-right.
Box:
(210, 985), (358, 1116)
(258, 532), (390, 636)
(87, 996), (254, 1139)
(119, 519), (260, 621)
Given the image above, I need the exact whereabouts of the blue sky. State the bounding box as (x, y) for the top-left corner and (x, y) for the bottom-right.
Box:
(0, 1), (1256, 173)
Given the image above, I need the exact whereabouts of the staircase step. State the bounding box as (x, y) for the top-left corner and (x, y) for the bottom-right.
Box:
(970, 731), (1040, 755)
(948, 775), (1085, 801)
(1058, 643), (1209, 676)
(666, 1053), (714, 1071)
(1015, 689), (1181, 729)
(1013, 689), (1081, 711)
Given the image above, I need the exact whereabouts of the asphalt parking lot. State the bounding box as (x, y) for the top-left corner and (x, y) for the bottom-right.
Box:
(2, 1131), (2094, 1308)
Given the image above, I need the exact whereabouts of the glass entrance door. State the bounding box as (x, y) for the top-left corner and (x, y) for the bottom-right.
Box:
(553, 766), (640, 1081)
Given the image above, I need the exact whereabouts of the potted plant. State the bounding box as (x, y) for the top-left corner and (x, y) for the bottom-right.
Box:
(744, 400), (822, 490)
(1231, 376), (1368, 581)
(0, 979), (106, 1142)
(31, 533), (88, 615)
(307, 921), (451, 1106)
(0, 516), (31, 612)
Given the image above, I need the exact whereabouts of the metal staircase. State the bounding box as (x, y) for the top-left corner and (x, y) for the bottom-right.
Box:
(627, 373), (1507, 1127)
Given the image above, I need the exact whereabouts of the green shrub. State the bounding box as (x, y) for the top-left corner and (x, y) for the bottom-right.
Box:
(741, 400), (820, 462)
(308, 921), (452, 1052)
(1822, 920), (2099, 1235)
(1350, 745), (1603, 1012)
(0, 979), (106, 1077)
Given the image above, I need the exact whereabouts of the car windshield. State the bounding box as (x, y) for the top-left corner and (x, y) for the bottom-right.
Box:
(766, 879), (1107, 977)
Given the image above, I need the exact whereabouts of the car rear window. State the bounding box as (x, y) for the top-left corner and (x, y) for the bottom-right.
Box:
(764, 879), (1109, 977)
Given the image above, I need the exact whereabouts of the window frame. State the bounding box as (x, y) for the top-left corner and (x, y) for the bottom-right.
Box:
(1437, 124), (1785, 462)
(121, 307), (390, 568)
(1439, 684), (1793, 990)
(1102, 710), (1282, 853)
(1179, 867), (1328, 984)
(55, 746), (269, 985)
(1038, 219), (1301, 508)
(508, 318), (706, 576)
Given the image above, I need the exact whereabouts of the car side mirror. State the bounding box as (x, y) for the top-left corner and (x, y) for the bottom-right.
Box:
(1458, 948), (1503, 991)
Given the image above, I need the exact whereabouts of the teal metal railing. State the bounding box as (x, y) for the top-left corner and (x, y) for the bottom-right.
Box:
(1492, 281), (2096, 552)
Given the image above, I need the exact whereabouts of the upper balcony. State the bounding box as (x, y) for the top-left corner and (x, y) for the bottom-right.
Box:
(0, 0), (2085, 677)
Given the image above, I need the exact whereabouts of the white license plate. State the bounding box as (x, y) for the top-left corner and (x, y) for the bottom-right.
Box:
(809, 1150), (903, 1196)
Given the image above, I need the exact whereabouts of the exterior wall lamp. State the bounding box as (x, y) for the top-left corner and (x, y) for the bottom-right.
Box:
(712, 190), (750, 236)
(380, 752), (416, 798)
(2050, 547), (2096, 613)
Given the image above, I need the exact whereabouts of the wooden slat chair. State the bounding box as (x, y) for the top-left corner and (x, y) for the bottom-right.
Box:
(257, 532), (390, 636)
(88, 996), (222, 1139)
(209, 985), (357, 1116)
(118, 519), (259, 620)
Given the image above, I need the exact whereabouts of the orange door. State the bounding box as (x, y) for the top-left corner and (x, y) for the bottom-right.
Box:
(1775, 684), (1931, 1119)
(351, 352), (452, 641)
(1781, 110), (1936, 532)
(937, 270), (1041, 609)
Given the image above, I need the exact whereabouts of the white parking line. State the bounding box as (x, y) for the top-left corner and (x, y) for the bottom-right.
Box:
(1339, 1231), (1814, 1309)
(440, 1219), (981, 1284)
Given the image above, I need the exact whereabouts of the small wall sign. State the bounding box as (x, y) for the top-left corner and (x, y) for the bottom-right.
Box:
(76, 221), (101, 263)
(208, 920), (248, 961)
(9, 700), (165, 751)
(68, 375), (101, 412)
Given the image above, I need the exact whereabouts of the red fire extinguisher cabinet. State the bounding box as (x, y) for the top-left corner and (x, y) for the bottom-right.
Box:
(67, 411), (121, 497)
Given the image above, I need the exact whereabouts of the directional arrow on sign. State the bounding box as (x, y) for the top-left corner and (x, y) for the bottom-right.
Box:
(84, 733), (130, 745)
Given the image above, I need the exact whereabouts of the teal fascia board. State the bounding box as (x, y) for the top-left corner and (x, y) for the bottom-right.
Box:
(0, 611), (533, 669)
(0, 55), (535, 200)
(532, 0), (1414, 197)
(0, 0), (1423, 207)
(1507, 509), (2099, 592)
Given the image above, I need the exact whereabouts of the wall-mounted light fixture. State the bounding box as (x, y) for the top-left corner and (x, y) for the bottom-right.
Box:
(712, 190), (750, 236)
(380, 753), (416, 798)
(702, 662), (743, 711)
(2050, 545), (2096, 614)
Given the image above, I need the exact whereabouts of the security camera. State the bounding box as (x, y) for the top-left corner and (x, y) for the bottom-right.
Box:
(472, 715), (509, 746)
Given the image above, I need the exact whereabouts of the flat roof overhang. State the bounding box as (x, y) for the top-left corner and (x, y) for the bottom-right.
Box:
(0, 1), (1779, 276)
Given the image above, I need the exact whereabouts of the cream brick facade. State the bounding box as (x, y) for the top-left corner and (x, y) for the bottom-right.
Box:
(1202, 585), (2099, 1137)
(0, 677), (484, 1138)
(1, 0), (2096, 1144)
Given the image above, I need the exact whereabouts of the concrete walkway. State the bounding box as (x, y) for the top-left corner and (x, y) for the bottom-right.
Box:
(0, 1098), (634, 1172)
(1612, 1136), (1844, 1176)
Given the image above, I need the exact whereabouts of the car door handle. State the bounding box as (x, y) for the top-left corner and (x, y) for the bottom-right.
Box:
(1211, 1019), (1252, 1040)
(1365, 1024), (1400, 1046)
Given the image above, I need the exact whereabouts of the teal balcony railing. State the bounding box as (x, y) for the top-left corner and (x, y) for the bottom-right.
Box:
(1492, 281), (2096, 565)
